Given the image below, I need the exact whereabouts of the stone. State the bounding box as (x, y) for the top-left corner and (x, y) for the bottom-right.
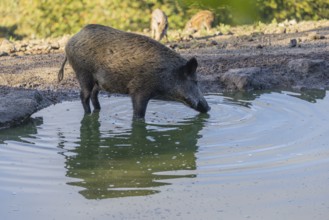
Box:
(308, 32), (326, 40)
(0, 89), (51, 129)
(0, 51), (9, 57)
(50, 41), (60, 50)
(288, 59), (328, 77)
(16, 42), (28, 52)
(220, 67), (271, 91)
(0, 39), (16, 53)
(58, 35), (70, 50)
(289, 39), (297, 47)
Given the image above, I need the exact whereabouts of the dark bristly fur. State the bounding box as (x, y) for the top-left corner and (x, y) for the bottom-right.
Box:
(59, 24), (210, 119)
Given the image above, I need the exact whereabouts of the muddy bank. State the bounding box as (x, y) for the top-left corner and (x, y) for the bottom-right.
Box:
(1, 23), (328, 92)
(0, 20), (329, 128)
(0, 86), (78, 129)
(0, 87), (50, 129)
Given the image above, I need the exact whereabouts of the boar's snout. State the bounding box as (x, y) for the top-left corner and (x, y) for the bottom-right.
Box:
(181, 95), (210, 114)
(196, 99), (211, 113)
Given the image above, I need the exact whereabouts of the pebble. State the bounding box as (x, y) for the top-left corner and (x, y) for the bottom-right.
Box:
(289, 39), (297, 47)
(308, 32), (326, 40)
(0, 39), (16, 53)
(0, 36), (68, 56)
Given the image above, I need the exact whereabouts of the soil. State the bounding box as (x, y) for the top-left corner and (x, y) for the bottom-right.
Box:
(0, 20), (329, 128)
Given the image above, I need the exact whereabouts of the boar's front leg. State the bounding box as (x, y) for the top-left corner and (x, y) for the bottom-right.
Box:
(131, 93), (151, 120)
(128, 77), (155, 119)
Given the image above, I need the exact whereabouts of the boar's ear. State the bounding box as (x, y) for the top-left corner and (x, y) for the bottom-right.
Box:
(185, 57), (198, 76)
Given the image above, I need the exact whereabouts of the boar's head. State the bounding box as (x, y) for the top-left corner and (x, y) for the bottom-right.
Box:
(168, 57), (210, 113)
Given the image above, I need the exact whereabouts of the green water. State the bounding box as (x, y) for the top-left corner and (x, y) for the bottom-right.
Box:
(1, 90), (329, 220)
(66, 113), (204, 199)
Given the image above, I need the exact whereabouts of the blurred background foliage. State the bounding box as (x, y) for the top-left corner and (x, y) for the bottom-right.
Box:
(0, 0), (328, 39)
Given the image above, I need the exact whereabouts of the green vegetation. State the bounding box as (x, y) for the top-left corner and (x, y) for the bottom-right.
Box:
(0, 0), (328, 39)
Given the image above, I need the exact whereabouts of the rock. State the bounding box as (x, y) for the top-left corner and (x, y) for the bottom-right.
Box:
(168, 44), (178, 50)
(50, 41), (60, 50)
(215, 31), (223, 36)
(35, 43), (49, 51)
(287, 59), (329, 88)
(288, 59), (328, 77)
(279, 19), (297, 27)
(0, 89), (52, 129)
(209, 40), (218, 46)
(0, 51), (9, 57)
(289, 39), (297, 47)
(308, 32), (326, 40)
(220, 67), (271, 91)
(288, 19), (297, 26)
(16, 42), (28, 52)
(0, 39), (16, 53)
(58, 35), (70, 49)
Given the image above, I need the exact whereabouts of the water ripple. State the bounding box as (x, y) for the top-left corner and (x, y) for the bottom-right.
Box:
(197, 92), (329, 176)
(1, 90), (329, 210)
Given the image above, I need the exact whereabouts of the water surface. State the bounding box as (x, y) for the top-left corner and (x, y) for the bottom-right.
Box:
(1, 90), (329, 219)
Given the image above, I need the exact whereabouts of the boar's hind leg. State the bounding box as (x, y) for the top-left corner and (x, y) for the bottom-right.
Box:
(80, 83), (100, 114)
(80, 87), (92, 114)
(79, 75), (96, 114)
(91, 83), (101, 112)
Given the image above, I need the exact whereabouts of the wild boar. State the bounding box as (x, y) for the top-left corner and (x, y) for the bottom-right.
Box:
(185, 10), (214, 33)
(151, 9), (168, 41)
(58, 24), (210, 120)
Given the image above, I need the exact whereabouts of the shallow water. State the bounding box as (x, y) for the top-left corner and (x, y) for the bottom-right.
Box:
(1, 90), (329, 220)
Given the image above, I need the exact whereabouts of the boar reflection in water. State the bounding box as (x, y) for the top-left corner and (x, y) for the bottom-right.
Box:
(58, 24), (210, 120)
(65, 113), (207, 199)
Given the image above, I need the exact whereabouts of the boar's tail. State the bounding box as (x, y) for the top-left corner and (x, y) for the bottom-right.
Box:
(58, 56), (67, 83)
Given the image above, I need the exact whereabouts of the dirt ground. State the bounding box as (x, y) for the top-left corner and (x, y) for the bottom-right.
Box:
(1, 20), (329, 98)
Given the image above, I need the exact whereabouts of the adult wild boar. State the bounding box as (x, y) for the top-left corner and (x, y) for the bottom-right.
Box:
(58, 24), (210, 119)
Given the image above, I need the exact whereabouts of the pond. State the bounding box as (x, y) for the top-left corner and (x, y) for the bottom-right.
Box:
(1, 90), (329, 220)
